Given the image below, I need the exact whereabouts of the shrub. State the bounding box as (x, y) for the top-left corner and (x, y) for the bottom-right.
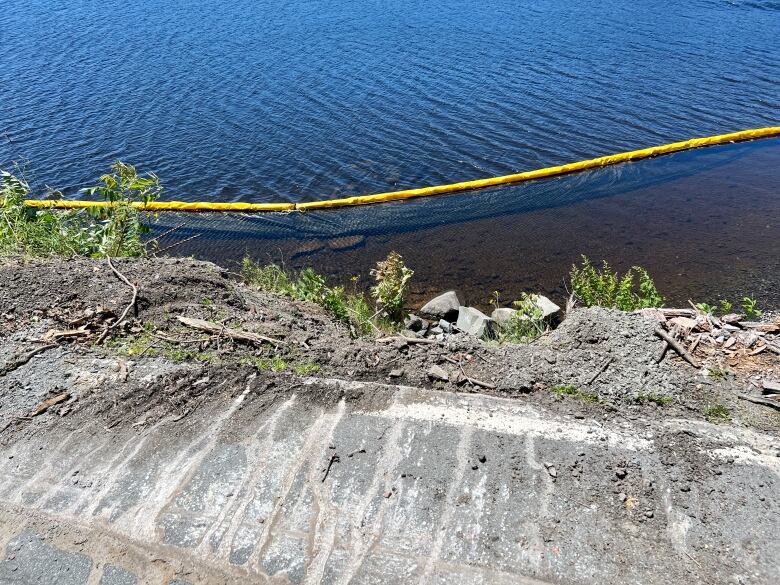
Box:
(500, 293), (548, 343)
(741, 296), (763, 319)
(569, 256), (663, 311)
(241, 258), (377, 337)
(0, 162), (159, 258)
(370, 251), (413, 322)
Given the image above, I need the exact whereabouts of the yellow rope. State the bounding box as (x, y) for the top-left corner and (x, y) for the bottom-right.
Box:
(23, 126), (780, 213)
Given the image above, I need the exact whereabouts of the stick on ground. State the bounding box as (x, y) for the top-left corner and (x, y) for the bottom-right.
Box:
(177, 316), (285, 347)
(97, 257), (139, 344)
(654, 328), (700, 368)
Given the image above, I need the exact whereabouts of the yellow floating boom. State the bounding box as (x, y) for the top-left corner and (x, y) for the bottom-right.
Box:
(23, 126), (780, 213)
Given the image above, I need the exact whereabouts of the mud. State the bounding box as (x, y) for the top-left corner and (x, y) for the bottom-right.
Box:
(1, 257), (779, 584)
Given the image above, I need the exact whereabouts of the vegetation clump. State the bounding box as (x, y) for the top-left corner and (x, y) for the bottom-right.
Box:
(499, 293), (548, 344)
(569, 256), (663, 311)
(0, 162), (160, 258)
(703, 403), (731, 424)
(634, 393), (673, 406)
(370, 251), (414, 322)
(695, 296), (762, 319)
(242, 251), (414, 337)
(551, 384), (601, 404)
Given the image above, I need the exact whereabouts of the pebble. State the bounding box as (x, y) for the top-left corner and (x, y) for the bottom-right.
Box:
(645, 510), (654, 518)
(615, 468), (627, 479)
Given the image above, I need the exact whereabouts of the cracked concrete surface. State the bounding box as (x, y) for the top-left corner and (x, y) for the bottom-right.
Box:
(0, 376), (778, 584)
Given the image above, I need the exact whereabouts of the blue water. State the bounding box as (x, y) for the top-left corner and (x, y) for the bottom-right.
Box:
(1, 0), (778, 202)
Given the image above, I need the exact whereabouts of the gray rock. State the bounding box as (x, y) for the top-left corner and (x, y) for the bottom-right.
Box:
(404, 314), (426, 332)
(388, 369), (404, 378)
(535, 295), (561, 318)
(427, 364), (449, 382)
(438, 319), (452, 333)
(420, 291), (463, 321)
(491, 307), (517, 327)
(456, 307), (498, 339)
(429, 326), (443, 335)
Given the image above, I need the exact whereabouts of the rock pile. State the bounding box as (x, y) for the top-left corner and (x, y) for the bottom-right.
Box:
(407, 290), (561, 341)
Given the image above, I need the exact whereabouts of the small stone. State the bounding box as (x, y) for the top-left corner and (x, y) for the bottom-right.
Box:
(478, 455), (487, 463)
(645, 510), (654, 518)
(383, 490), (393, 498)
(388, 369), (404, 378)
(618, 492), (627, 502)
(472, 464), (479, 470)
(429, 326), (443, 335)
(427, 365), (449, 382)
(438, 319), (452, 333)
(615, 468), (627, 479)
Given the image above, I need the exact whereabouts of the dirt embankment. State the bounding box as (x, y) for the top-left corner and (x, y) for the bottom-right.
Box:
(0, 257), (778, 584)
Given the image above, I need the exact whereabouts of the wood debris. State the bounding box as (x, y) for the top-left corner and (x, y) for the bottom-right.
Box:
(177, 316), (285, 347)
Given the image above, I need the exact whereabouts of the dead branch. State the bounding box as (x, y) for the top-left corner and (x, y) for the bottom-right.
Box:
(585, 357), (613, 385)
(738, 394), (780, 411)
(97, 257), (139, 344)
(441, 355), (497, 389)
(654, 328), (700, 368)
(375, 336), (437, 345)
(177, 316), (285, 347)
(31, 392), (70, 417)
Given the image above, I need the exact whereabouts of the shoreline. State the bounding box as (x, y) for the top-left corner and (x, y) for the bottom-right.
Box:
(1, 255), (778, 582)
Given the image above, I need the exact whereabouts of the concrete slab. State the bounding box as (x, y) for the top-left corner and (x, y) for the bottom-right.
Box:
(0, 378), (778, 584)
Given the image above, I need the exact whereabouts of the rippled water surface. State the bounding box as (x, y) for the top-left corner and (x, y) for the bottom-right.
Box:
(2, 0), (779, 305)
(2, 0), (778, 201)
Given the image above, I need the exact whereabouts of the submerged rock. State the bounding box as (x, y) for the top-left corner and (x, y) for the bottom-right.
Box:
(420, 291), (463, 321)
(457, 306), (497, 339)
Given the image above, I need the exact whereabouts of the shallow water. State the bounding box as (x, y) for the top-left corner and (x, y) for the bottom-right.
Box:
(1, 0), (779, 305)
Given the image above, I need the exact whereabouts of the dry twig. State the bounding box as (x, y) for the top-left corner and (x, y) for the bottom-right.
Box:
(177, 316), (285, 347)
(654, 328), (700, 368)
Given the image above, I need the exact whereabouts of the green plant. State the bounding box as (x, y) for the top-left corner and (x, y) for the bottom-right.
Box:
(569, 256), (663, 311)
(551, 384), (579, 396)
(703, 403), (731, 424)
(707, 367), (728, 381)
(241, 258), (386, 337)
(240, 355), (287, 371)
(741, 296), (763, 319)
(696, 299), (735, 316)
(551, 384), (601, 404)
(1, 162), (159, 258)
(85, 161), (162, 257)
(370, 251), (413, 322)
(293, 362), (320, 375)
(500, 293), (547, 343)
(634, 393), (673, 406)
